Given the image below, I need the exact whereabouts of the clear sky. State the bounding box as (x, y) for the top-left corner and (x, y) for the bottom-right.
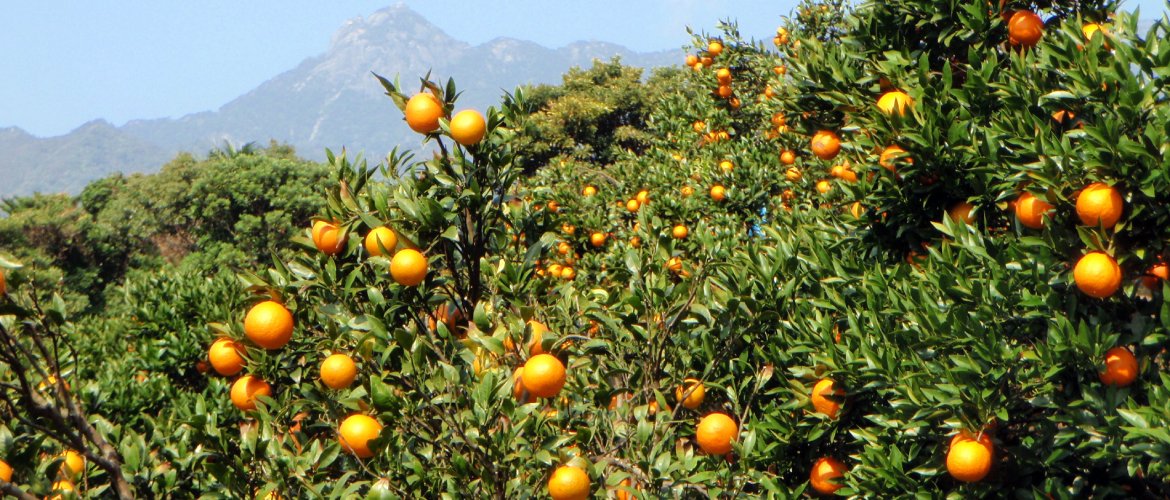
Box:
(1, 1), (1165, 137)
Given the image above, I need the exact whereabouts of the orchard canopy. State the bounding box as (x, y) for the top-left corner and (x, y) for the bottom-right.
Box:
(1, 0), (1170, 497)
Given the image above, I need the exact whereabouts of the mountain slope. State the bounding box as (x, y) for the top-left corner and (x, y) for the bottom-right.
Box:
(0, 4), (678, 198)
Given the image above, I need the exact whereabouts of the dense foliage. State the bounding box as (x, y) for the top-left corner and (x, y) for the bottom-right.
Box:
(1, 0), (1170, 497)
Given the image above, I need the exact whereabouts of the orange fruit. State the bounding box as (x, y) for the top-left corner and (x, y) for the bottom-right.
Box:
(710, 184), (726, 201)
(404, 92), (445, 134)
(364, 226), (398, 256)
(1100, 346), (1138, 387)
(1073, 251), (1122, 298)
(809, 457), (847, 494)
(672, 225), (689, 239)
(560, 266), (576, 280)
(311, 220), (348, 256)
(947, 439), (992, 482)
(390, 249), (428, 286)
(321, 353), (358, 389)
(850, 202), (864, 218)
(810, 130), (841, 160)
(50, 480), (75, 497)
(816, 180), (832, 194)
(1141, 262), (1169, 289)
(675, 378), (705, 409)
(695, 412), (737, 455)
(1014, 192), (1054, 229)
(614, 478), (635, 500)
(557, 241), (571, 255)
(1082, 23), (1110, 48)
(681, 186), (694, 197)
(667, 256), (684, 274)
(626, 199), (641, 212)
(547, 200), (560, 213)
(786, 167), (802, 181)
(527, 320), (549, 355)
(590, 232), (608, 248)
(835, 165), (858, 183)
(707, 40), (723, 56)
(877, 90), (913, 116)
(780, 150), (796, 165)
(719, 160), (734, 173)
(879, 145), (910, 172)
(1008, 10), (1044, 47)
(629, 236), (642, 248)
(512, 367), (533, 403)
(208, 338), (245, 376)
(230, 374), (271, 411)
(811, 378), (844, 419)
(522, 354), (567, 398)
(0, 268), (6, 295)
(338, 414), (383, 458)
(449, 109), (486, 146)
(582, 185), (597, 197)
(0, 458), (10, 482)
(716, 85), (733, 99)
(950, 430), (994, 450)
(692, 120), (706, 133)
(1075, 182), (1123, 228)
(685, 54), (698, 67)
(729, 95), (743, 108)
(548, 465), (591, 500)
(244, 301), (294, 350)
(716, 68), (732, 83)
(59, 450), (85, 479)
(636, 189), (650, 205)
(948, 202), (976, 224)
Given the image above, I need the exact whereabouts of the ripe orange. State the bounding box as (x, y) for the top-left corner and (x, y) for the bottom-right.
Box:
(59, 450), (85, 479)
(590, 232), (607, 248)
(834, 165), (858, 183)
(230, 374), (271, 411)
(50, 480), (75, 497)
(950, 430), (993, 450)
(244, 301), (294, 350)
(311, 220), (348, 256)
(547, 200), (561, 213)
(811, 378), (844, 419)
(208, 338), (245, 376)
(876, 90), (913, 116)
(707, 40), (723, 56)
(675, 378), (705, 409)
(626, 199), (641, 212)
(582, 185), (597, 197)
(636, 189), (650, 205)
(1008, 10), (1044, 47)
(1100, 346), (1138, 387)
(560, 266), (576, 280)
(1075, 182), (1123, 228)
(850, 202), (864, 218)
(672, 225), (689, 239)
(810, 130), (841, 160)
(0, 268), (6, 295)
(710, 184), (726, 201)
(390, 249), (428, 286)
(522, 354), (566, 398)
(0, 458), (10, 482)
(879, 145), (910, 172)
(1073, 251), (1122, 299)
(681, 186), (694, 197)
(809, 457), (847, 494)
(527, 320), (549, 355)
(667, 256), (684, 274)
(780, 150), (796, 165)
(548, 465), (591, 500)
(816, 180), (832, 194)
(364, 227), (398, 257)
(321, 353), (358, 389)
(557, 241), (571, 255)
(692, 120), (706, 133)
(449, 109), (486, 146)
(716, 85), (733, 98)
(716, 68), (732, 83)
(629, 236), (642, 248)
(614, 478), (635, 500)
(338, 414), (383, 458)
(947, 439), (992, 482)
(786, 167), (802, 181)
(404, 92), (445, 134)
(719, 160), (734, 173)
(695, 412), (737, 455)
(685, 54), (698, 67)
(1141, 262), (1169, 289)
(948, 202), (976, 224)
(512, 367), (533, 403)
(1082, 23), (1110, 48)
(1015, 192), (1053, 229)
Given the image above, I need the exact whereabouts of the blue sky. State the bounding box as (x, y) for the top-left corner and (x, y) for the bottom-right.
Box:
(1, 1), (1165, 137)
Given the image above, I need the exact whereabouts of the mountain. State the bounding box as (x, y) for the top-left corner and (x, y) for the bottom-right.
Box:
(0, 3), (679, 198)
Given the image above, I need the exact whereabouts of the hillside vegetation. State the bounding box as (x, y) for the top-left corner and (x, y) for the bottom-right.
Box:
(1, 0), (1169, 498)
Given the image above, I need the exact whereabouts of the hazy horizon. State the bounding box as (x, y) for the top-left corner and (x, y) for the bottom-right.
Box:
(1, 0), (1165, 138)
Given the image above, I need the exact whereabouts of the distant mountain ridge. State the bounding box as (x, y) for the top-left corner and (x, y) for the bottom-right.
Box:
(0, 3), (679, 197)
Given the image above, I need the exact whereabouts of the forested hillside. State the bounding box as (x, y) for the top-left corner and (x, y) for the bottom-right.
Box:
(0, 0), (1168, 497)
